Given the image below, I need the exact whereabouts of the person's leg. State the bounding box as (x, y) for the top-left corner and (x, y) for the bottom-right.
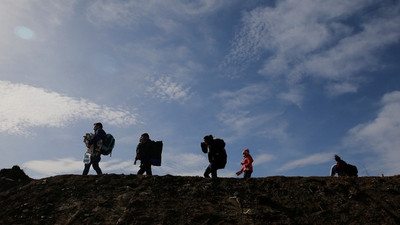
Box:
(138, 165), (145, 175)
(82, 163), (90, 175)
(146, 164), (152, 175)
(210, 163), (218, 178)
(244, 170), (252, 178)
(138, 162), (152, 175)
(92, 161), (102, 175)
(204, 164), (212, 178)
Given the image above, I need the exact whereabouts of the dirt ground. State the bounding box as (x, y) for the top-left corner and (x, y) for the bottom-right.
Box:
(1, 166), (400, 225)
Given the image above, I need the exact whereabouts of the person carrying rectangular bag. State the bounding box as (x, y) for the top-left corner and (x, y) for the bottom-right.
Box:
(134, 133), (163, 175)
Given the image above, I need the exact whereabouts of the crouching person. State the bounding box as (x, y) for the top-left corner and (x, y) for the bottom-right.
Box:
(330, 154), (358, 177)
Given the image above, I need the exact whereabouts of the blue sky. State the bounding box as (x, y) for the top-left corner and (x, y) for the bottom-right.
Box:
(1, 0), (400, 178)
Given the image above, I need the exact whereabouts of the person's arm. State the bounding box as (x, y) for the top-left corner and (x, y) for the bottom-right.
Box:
(236, 159), (247, 175)
(89, 129), (105, 145)
(134, 145), (140, 165)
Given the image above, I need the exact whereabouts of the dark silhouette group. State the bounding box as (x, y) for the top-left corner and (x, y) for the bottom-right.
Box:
(82, 122), (359, 178)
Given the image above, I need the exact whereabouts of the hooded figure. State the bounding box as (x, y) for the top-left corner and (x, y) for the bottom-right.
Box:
(236, 148), (254, 178)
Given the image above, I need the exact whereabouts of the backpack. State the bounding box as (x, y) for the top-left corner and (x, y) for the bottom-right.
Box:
(214, 139), (227, 169)
(100, 134), (115, 156)
(346, 164), (358, 177)
(150, 141), (163, 166)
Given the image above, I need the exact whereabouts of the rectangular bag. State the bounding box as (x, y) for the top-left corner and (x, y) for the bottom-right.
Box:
(150, 141), (163, 166)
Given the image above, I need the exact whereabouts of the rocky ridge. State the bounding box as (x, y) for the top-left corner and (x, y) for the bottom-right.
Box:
(1, 166), (400, 225)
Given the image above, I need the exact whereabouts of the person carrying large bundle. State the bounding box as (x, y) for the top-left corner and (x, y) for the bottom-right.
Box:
(82, 122), (106, 175)
(201, 135), (227, 178)
(134, 133), (163, 175)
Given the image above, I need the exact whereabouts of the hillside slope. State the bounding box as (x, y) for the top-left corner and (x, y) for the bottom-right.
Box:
(1, 166), (400, 225)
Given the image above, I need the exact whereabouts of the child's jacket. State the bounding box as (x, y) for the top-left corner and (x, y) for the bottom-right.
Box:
(239, 155), (254, 173)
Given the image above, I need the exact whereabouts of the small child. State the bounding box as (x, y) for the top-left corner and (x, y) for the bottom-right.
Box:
(236, 148), (254, 178)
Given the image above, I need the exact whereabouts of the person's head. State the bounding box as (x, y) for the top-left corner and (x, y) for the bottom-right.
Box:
(140, 133), (150, 143)
(242, 148), (250, 157)
(93, 122), (103, 131)
(334, 154), (341, 162)
(203, 135), (213, 145)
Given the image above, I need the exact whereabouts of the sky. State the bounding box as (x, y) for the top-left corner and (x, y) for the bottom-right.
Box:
(1, 0), (400, 178)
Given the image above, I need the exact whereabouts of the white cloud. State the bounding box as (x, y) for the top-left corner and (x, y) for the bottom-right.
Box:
(278, 86), (305, 108)
(147, 76), (192, 103)
(215, 83), (289, 141)
(253, 153), (275, 166)
(276, 152), (333, 172)
(345, 91), (400, 175)
(224, 1), (400, 96)
(325, 82), (359, 97)
(301, 12), (400, 82)
(22, 158), (135, 178)
(0, 80), (137, 135)
(22, 151), (209, 178)
(102, 159), (135, 173)
(23, 158), (82, 177)
(154, 152), (207, 176)
(86, 0), (227, 30)
(216, 84), (271, 110)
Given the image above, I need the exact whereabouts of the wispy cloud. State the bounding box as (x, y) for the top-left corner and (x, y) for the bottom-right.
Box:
(0, 80), (137, 135)
(224, 1), (400, 96)
(325, 82), (359, 97)
(215, 83), (288, 141)
(86, 0), (227, 30)
(345, 91), (400, 175)
(278, 86), (305, 109)
(253, 153), (275, 166)
(216, 84), (271, 110)
(276, 152), (333, 172)
(147, 76), (192, 103)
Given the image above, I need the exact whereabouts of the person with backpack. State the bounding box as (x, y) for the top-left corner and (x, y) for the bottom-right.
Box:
(82, 122), (106, 175)
(134, 133), (153, 175)
(201, 135), (227, 178)
(236, 148), (254, 178)
(330, 154), (358, 177)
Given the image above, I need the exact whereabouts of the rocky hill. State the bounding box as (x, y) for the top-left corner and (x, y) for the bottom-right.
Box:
(1, 166), (400, 225)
